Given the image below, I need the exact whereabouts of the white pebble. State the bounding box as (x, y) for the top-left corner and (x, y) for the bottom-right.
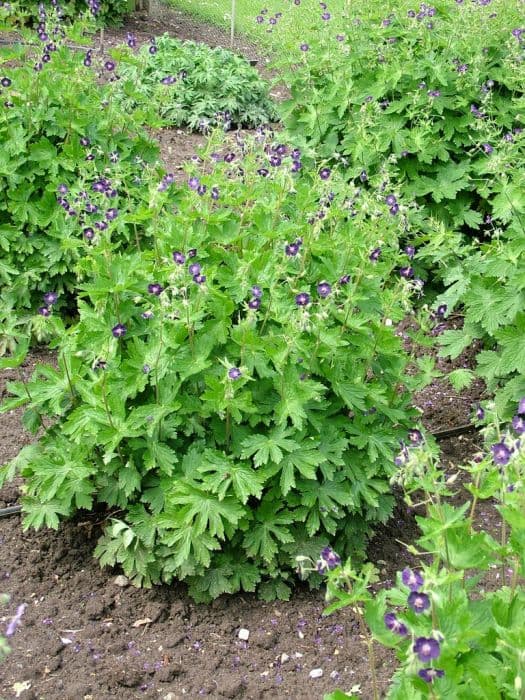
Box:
(280, 653), (290, 664)
(238, 628), (250, 641)
(309, 668), (323, 679)
(113, 575), (129, 587)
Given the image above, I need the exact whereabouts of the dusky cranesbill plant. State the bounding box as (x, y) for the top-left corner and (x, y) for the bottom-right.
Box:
(278, 0), (524, 234)
(1, 129), (426, 601)
(0, 11), (158, 352)
(10, 0), (130, 26)
(320, 403), (525, 699)
(113, 33), (278, 131)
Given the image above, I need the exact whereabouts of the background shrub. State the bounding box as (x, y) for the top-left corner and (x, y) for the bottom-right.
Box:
(114, 33), (278, 130)
(0, 32), (158, 352)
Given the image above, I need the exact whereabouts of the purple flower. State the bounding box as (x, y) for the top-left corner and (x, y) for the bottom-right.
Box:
(257, 168), (269, 177)
(317, 281), (332, 298)
(83, 227), (95, 240)
(43, 291), (58, 305)
(149, 45), (157, 55)
(319, 167), (331, 180)
(256, 15), (264, 23)
(104, 60), (116, 71)
(38, 306), (50, 317)
(428, 90), (441, 98)
(141, 311), (154, 319)
(384, 613), (408, 636)
(408, 428), (423, 445)
(512, 416), (525, 435)
(211, 187), (220, 200)
(321, 11), (331, 19)
(408, 591), (430, 613)
(285, 242), (300, 257)
(419, 668), (444, 683)
(112, 323), (127, 338)
(187, 248), (197, 258)
(338, 274), (351, 285)
(106, 208), (118, 221)
(193, 274), (206, 284)
(291, 160), (302, 173)
(457, 63), (468, 74)
(173, 251), (186, 265)
(300, 43), (309, 51)
(188, 176), (200, 190)
(248, 298), (261, 310)
(483, 143), (493, 154)
(188, 263), (201, 276)
(197, 184), (207, 196)
(57, 183), (68, 195)
(161, 75), (176, 85)
(436, 304), (447, 317)
(405, 245), (415, 259)
(475, 405), (485, 421)
(400, 267), (414, 279)
(317, 546), (341, 573)
(127, 32), (137, 47)
(147, 283), (163, 296)
(401, 567), (424, 591)
(385, 194), (397, 206)
(414, 637), (441, 663)
(228, 367), (242, 380)
(491, 442), (511, 466)
(295, 292), (310, 307)
(6, 603), (27, 637)
(390, 203), (399, 215)
(1, 77), (12, 87)
(369, 248), (381, 262)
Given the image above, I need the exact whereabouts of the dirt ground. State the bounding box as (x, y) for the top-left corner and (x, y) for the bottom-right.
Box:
(0, 6), (499, 700)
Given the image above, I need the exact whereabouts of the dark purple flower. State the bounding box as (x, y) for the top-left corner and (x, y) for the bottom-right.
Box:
(142, 364), (151, 373)
(384, 613), (408, 636)
(248, 298), (261, 310)
(197, 184), (207, 196)
(390, 203), (399, 215)
(57, 183), (68, 195)
(161, 75), (176, 85)
(457, 63), (468, 74)
(317, 281), (332, 298)
(147, 283), (163, 296)
(187, 248), (197, 258)
(251, 285), (263, 298)
(359, 170), (368, 182)
(228, 367), (242, 380)
(405, 245), (415, 259)
(408, 428), (423, 445)
(173, 251), (186, 265)
(193, 274), (206, 284)
(317, 546), (341, 573)
(319, 167), (331, 180)
(436, 304), (447, 317)
(400, 267), (414, 279)
(112, 323), (127, 338)
(95, 221), (108, 231)
(408, 591), (431, 613)
(295, 292), (310, 307)
(1, 77), (12, 87)
(257, 168), (269, 177)
(38, 306), (50, 317)
(512, 416), (525, 435)
(106, 208), (118, 221)
(414, 637), (441, 663)
(149, 45), (157, 55)
(339, 274), (351, 285)
(321, 11), (331, 19)
(127, 32), (137, 48)
(428, 90), (441, 98)
(188, 176), (200, 190)
(256, 15), (264, 23)
(189, 263), (201, 276)
(141, 310), (154, 319)
(285, 242), (300, 257)
(491, 442), (511, 466)
(43, 291), (58, 305)
(211, 187), (220, 200)
(385, 194), (397, 206)
(402, 567), (424, 591)
(419, 668), (444, 683)
(300, 43), (309, 51)
(483, 143), (493, 154)
(475, 405), (485, 421)
(369, 248), (381, 262)
(104, 60), (115, 71)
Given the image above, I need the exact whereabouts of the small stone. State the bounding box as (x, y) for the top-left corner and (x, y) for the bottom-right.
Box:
(113, 575), (129, 587)
(309, 668), (323, 679)
(280, 653), (290, 664)
(298, 631), (305, 639)
(238, 628), (250, 641)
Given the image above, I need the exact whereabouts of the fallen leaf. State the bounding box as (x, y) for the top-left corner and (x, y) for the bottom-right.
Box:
(132, 617), (152, 628)
(13, 681), (31, 697)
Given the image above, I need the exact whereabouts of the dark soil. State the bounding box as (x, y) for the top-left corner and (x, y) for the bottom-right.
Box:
(0, 7), (502, 700)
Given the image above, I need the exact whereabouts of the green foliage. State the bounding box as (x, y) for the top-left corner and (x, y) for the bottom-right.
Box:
(0, 26), (159, 350)
(321, 406), (525, 699)
(279, 1), (524, 234)
(1, 130), (422, 600)
(6, 0), (130, 26)
(114, 34), (278, 130)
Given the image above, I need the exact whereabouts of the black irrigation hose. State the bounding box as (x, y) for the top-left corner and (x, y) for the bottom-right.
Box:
(0, 424), (483, 520)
